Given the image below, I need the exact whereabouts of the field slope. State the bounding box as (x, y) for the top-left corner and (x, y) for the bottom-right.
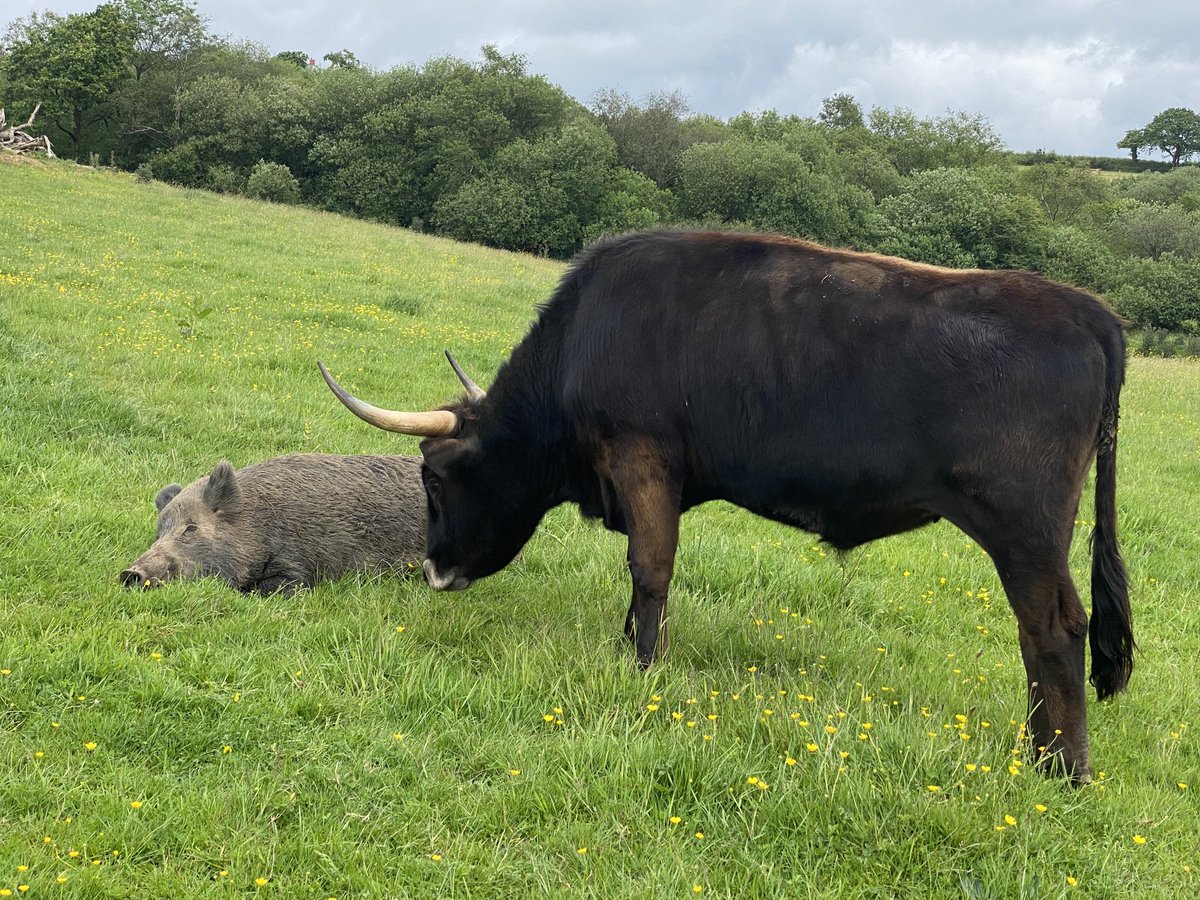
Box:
(1, 158), (1198, 898)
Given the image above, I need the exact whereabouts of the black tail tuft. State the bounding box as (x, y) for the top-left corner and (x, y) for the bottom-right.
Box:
(1089, 333), (1134, 699)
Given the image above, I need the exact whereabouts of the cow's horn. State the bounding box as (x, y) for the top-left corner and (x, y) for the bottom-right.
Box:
(318, 362), (457, 436)
(445, 350), (486, 402)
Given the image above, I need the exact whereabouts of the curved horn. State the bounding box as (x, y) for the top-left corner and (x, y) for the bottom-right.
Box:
(445, 350), (485, 402)
(318, 361), (457, 437)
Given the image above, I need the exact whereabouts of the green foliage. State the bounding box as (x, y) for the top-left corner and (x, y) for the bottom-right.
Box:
(274, 50), (310, 70)
(1038, 225), (1118, 295)
(433, 175), (538, 251)
(306, 49), (578, 232)
(1, 3), (135, 151)
(868, 107), (1005, 175)
(118, 0), (208, 77)
(323, 48), (361, 70)
(1016, 160), (1114, 224)
(591, 88), (711, 189)
(1116, 166), (1200, 207)
(870, 167), (1048, 269)
(1128, 327), (1200, 357)
(147, 138), (209, 186)
(435, 119), (662, 256)
(676, 137), (871, 246)
(817, 92), (864, 130)
(1135, 107), (1200, 168)
(1109, 253), (1200, 331)
(585, 167), (674, 240)
(245, 159), (300, 203)
(1117, 127), (1149, 161)
(206, 163), (245, 194)
(1106, 200), (1200, 260)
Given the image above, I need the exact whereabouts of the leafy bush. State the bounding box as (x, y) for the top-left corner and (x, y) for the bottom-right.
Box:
(584, 167), (673, 241)
(1106, 200), (1200, 260)
(245, 160), (301, 204)
(1108, 252), (1200, 330)
(868, 167), (1049, 269)
(1128, 327), (1200, 358)
(1039, 225), (1118, 293)
(675, 138), (871, 246)
(206, 165), (246, 194)
(1116, 167), (1200, 206)
(435, 176), (539, 252)
(148, 141), (209, 188)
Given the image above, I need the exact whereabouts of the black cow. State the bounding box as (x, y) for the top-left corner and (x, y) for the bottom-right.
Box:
(320, 229), (1133, 781)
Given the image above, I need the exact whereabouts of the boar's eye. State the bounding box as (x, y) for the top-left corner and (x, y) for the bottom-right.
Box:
(183, 523), (199, 535)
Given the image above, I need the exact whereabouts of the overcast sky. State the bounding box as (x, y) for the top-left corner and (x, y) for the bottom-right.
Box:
(8, 0), (1199, 158)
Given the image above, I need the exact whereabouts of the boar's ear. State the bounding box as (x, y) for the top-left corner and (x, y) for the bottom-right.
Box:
(201, 461), (241, 515)
(154, 484), (183, 511)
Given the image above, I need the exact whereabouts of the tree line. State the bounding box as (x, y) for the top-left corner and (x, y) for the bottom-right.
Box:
(3, 0), (1198, 337)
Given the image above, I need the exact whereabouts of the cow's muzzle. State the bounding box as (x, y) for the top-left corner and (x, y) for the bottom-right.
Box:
(422, 559), (471, 591)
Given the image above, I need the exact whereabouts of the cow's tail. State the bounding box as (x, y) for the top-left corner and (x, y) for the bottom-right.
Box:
(1089, 326), (1134, 700)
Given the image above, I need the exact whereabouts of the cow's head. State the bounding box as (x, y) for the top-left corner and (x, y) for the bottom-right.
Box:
(319, 356), (545, 591)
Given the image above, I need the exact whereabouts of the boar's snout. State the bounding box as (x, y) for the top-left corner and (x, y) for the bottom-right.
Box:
(121, 568), (148, 589)
(120, 567), (166, 589)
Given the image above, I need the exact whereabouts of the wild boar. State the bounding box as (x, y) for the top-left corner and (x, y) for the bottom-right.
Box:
(121, 454), (425, 593)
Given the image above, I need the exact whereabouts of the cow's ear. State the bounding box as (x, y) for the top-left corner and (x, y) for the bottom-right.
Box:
(154, 483), (183, 512)
(202, 461), (241, 515)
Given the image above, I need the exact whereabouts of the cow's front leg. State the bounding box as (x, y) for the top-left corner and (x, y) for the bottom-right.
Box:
(601, 437), (680, 668)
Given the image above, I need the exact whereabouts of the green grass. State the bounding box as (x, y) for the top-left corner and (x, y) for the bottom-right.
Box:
(1, 156), (1198, 898)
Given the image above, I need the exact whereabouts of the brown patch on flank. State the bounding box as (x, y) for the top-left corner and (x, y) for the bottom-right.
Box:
(830, 261), (886, 292)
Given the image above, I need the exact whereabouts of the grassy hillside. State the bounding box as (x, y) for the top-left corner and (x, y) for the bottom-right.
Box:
(1, 156), (1198, 898)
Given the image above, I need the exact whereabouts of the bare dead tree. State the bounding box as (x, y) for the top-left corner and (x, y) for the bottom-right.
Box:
(0, 103), (56, 157)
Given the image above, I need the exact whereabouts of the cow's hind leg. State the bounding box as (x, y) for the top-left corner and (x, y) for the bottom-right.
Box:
(992, 548), (1092, 782)
(600, 437), (680, 668)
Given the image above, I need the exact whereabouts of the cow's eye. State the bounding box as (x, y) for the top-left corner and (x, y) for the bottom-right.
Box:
(183, 523), (199, 535)
(426, 477), (441, 499)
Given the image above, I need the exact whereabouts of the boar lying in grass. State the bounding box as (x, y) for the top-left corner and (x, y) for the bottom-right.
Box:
(121, 454), (425, 594)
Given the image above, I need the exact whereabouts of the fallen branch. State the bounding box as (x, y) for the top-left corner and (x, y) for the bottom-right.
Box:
(0, 103), (56, 157)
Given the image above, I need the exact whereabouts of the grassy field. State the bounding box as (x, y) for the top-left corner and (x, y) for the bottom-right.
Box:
(1, 156), (1197, 898)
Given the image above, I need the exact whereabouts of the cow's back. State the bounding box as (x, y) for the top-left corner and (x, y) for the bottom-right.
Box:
(555, 231), (1124, 545)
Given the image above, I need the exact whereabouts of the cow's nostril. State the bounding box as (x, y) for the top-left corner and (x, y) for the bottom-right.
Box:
(120, 569), (145, 589)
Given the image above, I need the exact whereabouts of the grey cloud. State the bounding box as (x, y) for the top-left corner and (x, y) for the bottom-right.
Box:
(6, 0), (1198, 156)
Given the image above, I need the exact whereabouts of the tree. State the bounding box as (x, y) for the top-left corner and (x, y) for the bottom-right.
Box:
(591, 88), (699, 188)
(274, 51), (310, 70)
(1116, 166), (1200, 207)
(1017, 160), (1113, 224)
(309, 48), (576, 228)
(245, 159), (300, 203)
(1136, 107), (1200, 168)
(322, 49), (361, 69)
(2, 3), (135, 153)
(1109, 253), (1200, 331)
(818, 92), (864, 130)
(1117, 127), (1147, 162)
(117, 0), (208, 80)
(868, 106), (1004, 174)
(1106, 200), (1200, 260)
(435, 119), (648, 257)
(112, 0), (212, 164)
(675, 137), (870, 246)
(869, 167), (1048, 269)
